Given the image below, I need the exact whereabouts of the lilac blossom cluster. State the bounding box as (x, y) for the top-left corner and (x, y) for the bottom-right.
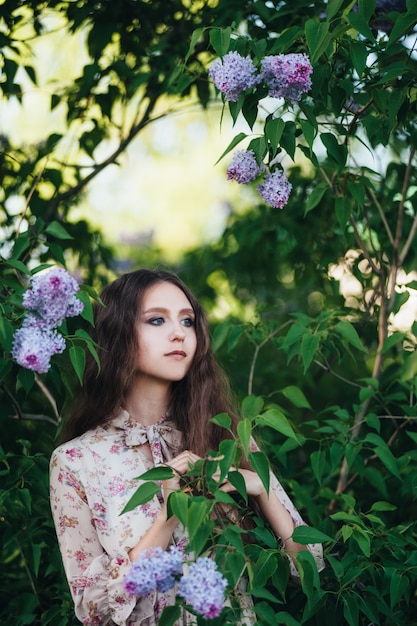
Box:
(261, 54), (313, 104)
(124, 549), (228, 620)
(11, 267), (84, 374)
(258, 169), (292, 209)
(208, 51), (261, 102)
(209, 51), (312, 105)
(178, 556), (228, 619)
(124, 546), (183, 596)
(226, 150), (292, 209)
(226, 150), (265, 183)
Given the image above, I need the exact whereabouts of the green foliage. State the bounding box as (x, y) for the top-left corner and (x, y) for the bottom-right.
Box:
(2, 0), (417, 624)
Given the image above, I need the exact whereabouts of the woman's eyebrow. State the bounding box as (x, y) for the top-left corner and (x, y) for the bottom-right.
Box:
(142, 307), (195, 316)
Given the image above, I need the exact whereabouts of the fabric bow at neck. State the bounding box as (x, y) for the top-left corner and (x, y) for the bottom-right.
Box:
(122, 414), (183, 465)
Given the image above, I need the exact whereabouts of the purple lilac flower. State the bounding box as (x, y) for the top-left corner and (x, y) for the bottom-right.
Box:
(258, 169), (292, 209)
(178, 557), (227, 619)
(226, 150), (266, 184)
(208, 51), (261, 102)
(11, 316), (66, 374)
(124, 546), (183, 597)
(261, 53), (312, 104)
(23, 267), (83, 327)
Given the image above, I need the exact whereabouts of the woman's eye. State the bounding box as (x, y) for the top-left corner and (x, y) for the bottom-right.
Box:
(181, 317), (195, 327)
(149, 317), (164, 325)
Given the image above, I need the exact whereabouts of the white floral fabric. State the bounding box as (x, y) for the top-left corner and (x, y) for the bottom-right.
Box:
(50, 409), (323, 625)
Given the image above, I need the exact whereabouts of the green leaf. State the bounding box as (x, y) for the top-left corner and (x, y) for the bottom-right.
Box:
(299, 117), (316, 151)
(256, 408), (299, 442)
(335, 196), (352, 230)
(327, 0), (345, 19)
(388, 11), (417, 47)
(209, 27), (231, 57)
(364, 433), (401, 478)
(370, 501), (397, 512)
(45, 221), (73, 240)
(265, 117), (285, 153)
(228, 470), (247, 503)
(390, 571), (409, 609)
(248, 450), (270, 494)
(69, 345), (86, 385)
(210, 412), (232, 431)
(241, 395), (264, 419)
(121, 482), (160, 514)
(381, 332), (405, 353)
(352, 528), (371, 557)
(281, 385), (311, 409)
(343, 593), (359, 626)
(215, 133), (247, 165)
(247, 136), (267, 163)
(184, 27), (206, 64)
(237, 419), (252, 457)
(321, 132), (347, 166)
(217, 438), (238, 481)
(253, 550), (278, 587)
(292, 525), (333, 544)
(350, 41), (368, 77)
(6, 259), (30, 274)
(77, 290), (94, 325)
(305, 19), (331, 63)
(167, 491), (188, 526)
(334, 320), (366, 352)
(0, 314), (14, 353)
(310, 449), (326, 485)
(136, 467), (174, 481)
(348, 12), (376, 41)
(305, 182), (328, 215)
(158, 605), (182, 626)
(300, 333), (320, 373)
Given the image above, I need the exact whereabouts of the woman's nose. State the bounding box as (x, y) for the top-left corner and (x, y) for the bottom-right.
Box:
(170, 323), (186, 340)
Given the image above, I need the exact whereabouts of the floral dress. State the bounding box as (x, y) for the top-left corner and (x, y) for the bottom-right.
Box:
(49, 409), (324, 625)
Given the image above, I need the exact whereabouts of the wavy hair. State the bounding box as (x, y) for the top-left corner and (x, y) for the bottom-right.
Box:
(60, 269), (238, 455)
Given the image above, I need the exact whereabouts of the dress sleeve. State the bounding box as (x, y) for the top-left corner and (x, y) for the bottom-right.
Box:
(250, 438), (325, 575)
(49, 448), (146, 626)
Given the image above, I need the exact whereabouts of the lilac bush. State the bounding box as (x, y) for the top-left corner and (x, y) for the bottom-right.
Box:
(261, 53), (313, 104)
(208, 51), (261, 102)
(226, 150), (265, 183)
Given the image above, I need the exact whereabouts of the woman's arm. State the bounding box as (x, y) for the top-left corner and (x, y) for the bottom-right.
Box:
(128, 450), (201, 562)
(49, 449), (138, 625)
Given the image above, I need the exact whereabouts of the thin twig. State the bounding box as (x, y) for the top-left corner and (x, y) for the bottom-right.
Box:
(15, 158), (49, 236)
(314, 358), (363, 389)
(10, 412), (58, 426)
(34, 374), (60, 419)
(47, 94), (161, 217)
(349, 215), (381, 275)
(0, 380), (23, 419)
(248, 321), (291, 396)
(367, 186), (394, 246)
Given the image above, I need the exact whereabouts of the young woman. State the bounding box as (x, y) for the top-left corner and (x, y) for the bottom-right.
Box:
(50, 268), (324, 625)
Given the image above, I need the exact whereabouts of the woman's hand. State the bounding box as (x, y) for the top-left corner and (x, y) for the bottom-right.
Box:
(162, 450), (201, 502)
(219, 468), (266, 498)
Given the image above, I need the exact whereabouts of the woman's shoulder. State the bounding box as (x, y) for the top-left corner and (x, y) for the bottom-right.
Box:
(50, 424), (108, 464)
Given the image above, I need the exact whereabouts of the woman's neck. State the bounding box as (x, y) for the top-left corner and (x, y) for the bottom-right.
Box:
(123, 378), (170, 426)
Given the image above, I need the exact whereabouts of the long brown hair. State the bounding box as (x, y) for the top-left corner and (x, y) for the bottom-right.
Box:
(60, 269), (238, 455)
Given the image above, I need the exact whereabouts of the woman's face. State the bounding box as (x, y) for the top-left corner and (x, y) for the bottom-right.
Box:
(134, 281), (197, 385)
